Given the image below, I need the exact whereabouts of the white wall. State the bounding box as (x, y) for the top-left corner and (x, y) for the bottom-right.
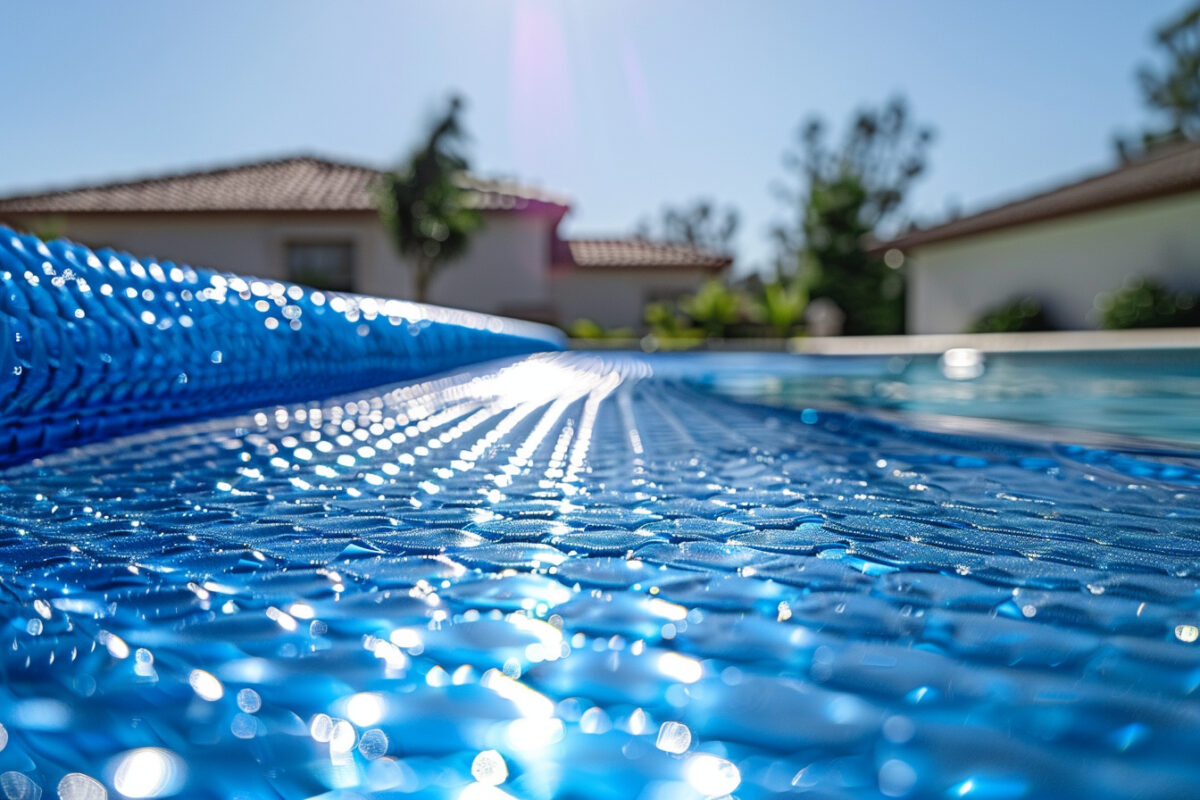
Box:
(425, 214), (553, 319)
(907, 191), (1200, 333)
(551, 269), (716, 330)
(48, 215), (292, 279)
(16, 212), (716, 329)
(28, 211), (557, 319)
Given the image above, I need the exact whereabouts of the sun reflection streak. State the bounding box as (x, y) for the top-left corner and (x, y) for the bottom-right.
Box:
(480, 669), (555, 719)
(657, 652), (703, 684)
(565, 372), (622, 484)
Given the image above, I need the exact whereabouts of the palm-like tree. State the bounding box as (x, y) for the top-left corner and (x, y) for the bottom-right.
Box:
(377, 96), (482, 304)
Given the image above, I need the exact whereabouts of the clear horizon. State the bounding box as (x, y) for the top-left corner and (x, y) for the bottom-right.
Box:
(0, 0), (1189, 272)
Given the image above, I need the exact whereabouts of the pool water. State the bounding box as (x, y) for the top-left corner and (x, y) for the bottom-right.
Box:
(2, 351), (1199, 800)
(673, 348), (1200, 445)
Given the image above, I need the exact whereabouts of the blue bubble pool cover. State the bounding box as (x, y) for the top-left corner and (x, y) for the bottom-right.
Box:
(0, 226), (563, 466)
(1, 229), (1199, 800)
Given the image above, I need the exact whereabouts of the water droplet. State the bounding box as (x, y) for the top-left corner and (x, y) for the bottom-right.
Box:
(655, 721), (691, 754)
(471, 750), (508, 786)
(57, 773), (106, 800)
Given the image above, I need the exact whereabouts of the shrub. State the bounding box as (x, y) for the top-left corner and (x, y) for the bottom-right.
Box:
(565, 319), (634, 340)
(1096, 278), (1200, 329)
(968, 297), (1053, 333)
(679, 280), (744, 337)
(752, 282), (808, 337)
(566, 319), (606, 339)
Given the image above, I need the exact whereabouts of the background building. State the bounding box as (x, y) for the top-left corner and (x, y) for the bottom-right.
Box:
(881, 141), (1200, 334)
(0, 155), (730, 330)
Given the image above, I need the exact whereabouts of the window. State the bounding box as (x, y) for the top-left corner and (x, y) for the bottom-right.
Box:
(285, 241), (355, 292)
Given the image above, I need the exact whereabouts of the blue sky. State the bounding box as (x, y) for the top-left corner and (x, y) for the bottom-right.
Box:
(0, 0), (1188, 272)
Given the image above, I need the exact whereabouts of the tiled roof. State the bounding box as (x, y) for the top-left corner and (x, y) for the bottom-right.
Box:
(0, 155), (570, 215)
(877, 139), (1200, 251)
(564, 239), (732, 271)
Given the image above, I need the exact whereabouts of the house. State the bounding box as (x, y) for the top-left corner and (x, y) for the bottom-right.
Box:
(877, 140), (1200, 334)
(0, 155), (730, 331)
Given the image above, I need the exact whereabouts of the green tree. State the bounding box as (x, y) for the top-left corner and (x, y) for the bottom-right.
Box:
(1120, 3), (1200, 157)
(775, 96), (933, 335)
(635, 199), (739, 255)
(376, 96), (483, 303)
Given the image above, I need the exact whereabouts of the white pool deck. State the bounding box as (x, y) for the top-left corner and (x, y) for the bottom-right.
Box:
(792, 327), (1200, 355)
(570, 327), (1200, 355)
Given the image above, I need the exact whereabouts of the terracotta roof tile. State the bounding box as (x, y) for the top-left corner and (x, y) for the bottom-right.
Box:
(0, 155), (570, 215)
(878, 139), (1200, 251)
(565, 239), (732, 271)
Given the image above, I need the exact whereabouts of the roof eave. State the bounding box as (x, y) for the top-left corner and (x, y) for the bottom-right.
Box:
(874, 181), (1200, 253)
(0, 201), (572, 218)
(873, 142), (1200, 253)
(562, 260), (732, 273)
(0, 207), (378, 216)
(0, 154), (573, 218)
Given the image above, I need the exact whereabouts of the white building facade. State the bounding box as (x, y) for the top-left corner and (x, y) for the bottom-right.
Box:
(0, 156), (729, 330)
(881, 142), (1200, 334)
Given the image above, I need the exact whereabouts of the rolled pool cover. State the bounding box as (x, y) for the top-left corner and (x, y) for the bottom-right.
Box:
(0, 226), (565, 466)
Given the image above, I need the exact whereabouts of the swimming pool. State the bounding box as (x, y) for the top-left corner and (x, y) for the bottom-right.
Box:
(2, 229), (1199, 800)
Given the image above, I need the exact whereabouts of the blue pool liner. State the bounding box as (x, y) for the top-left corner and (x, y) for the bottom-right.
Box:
(0, 225), (564, 465)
